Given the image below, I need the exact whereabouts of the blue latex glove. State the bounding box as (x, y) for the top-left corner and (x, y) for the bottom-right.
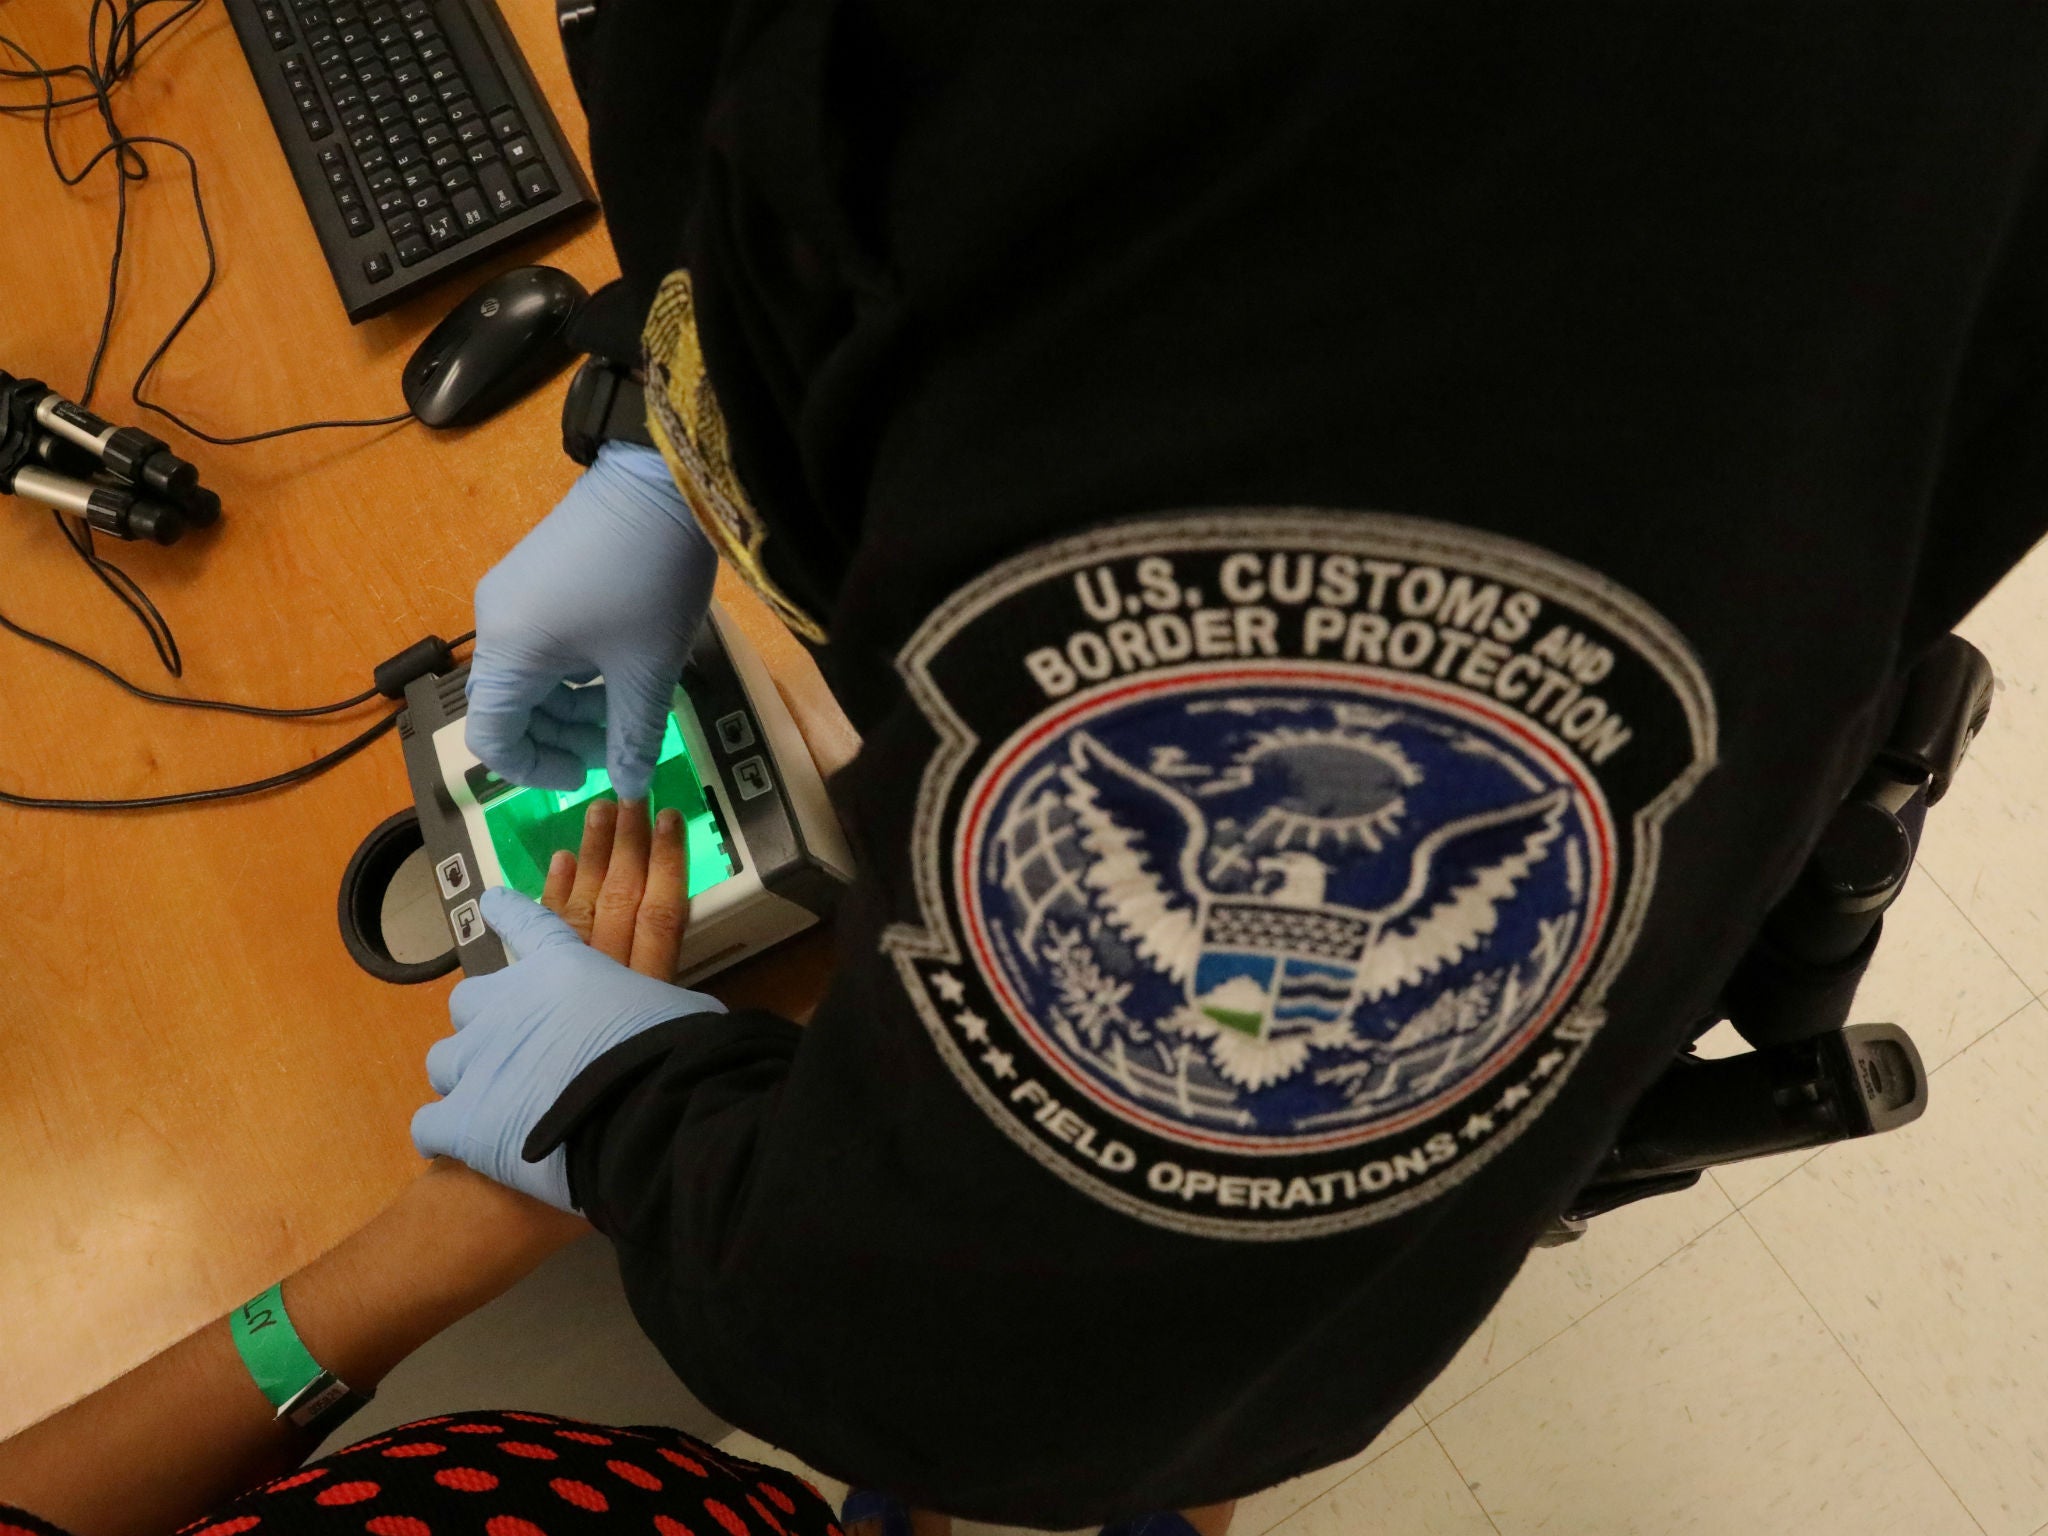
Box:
(410, 886), (725, 1210)
(467, 441), (717, 799)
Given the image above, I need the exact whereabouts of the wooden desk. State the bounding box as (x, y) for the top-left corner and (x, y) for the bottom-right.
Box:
(0, 0), (851, 1436)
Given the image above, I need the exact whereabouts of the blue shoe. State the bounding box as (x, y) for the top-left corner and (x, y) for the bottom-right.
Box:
(841, 1489), (912, 1536)
(1100, 1517), (1203, 1536)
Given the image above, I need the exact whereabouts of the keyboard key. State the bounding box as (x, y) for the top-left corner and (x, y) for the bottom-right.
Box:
(451, 186), (492, 233)
(424, 207), (458, 247)
(343, 203), (372, 236)
(346, 39), (377, 64)
(335, 181), (362, 207)
(421, 121), (455, 150)
(303, 111), (332, 137)
(259, 1), (286, 22)
(365, 79), (397, 104)
(357, 57), (390, 83)
(336, 21), (368, 47)
(394, 233), (430, 266)
(384, 209), (419, 238)
(358, 145), (391, 174)
(366, 1), (397, 21)
(488, 107), (522, 140)
(349, 126), (381, 152)
(405, 19), (437, 44)
(439, 163), (475, 191)
(411, 100), (445, 126)
(282, 51), (309, 75)
(444, 96), (479, 125)
(331, 84), (363, 111)
(318, 145), (344, 168)
(513, 160), (556, 203)
(400, 162), (435, 191)
(366, 167), (400, 195)
(393, 60), (423, 86)
(373, 21), (405, 47)
(434, 76), (466, 103)
(363, 250), (392, 282)
(294, 89), (320, 114)
(341, 106), (372, 132)
(314, 44), (345, 69)
(326, 163), (352, 187)
(456, 116), (489, 145)
(269, 25), (294, 48)
(398, 0), (428, 19)
(477, 159), (520, 216)
(464, 137), (498, 165)
(374, 98), (408, 124)
(306, 26), (337, 49)
(392, 140), (423, 166)
(500, 135), (536, 168)
(401, 80), (434, 109)
(321, 63), (350, 90)
(429, 142), (463, 173)
(418, 36), (448, 64)
(424, 55), (460, 87)
(410, 183), (446, 211)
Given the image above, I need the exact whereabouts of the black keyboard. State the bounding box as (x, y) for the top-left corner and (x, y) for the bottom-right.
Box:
(223, 0), (595, 322)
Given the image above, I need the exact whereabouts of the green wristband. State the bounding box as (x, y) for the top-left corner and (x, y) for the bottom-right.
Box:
(229, 1282), (327, 1410)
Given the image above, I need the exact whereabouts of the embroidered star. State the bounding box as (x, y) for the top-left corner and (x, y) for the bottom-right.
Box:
(1459, 1112), (1496, 1142)
(931, 971), (966, 1004)
(980, 1046), (1017, 1080)
(1532, 1050), (1567, 1078)
(1495, 1081), (1534, 1113)
(955, 1009), (991, 1044)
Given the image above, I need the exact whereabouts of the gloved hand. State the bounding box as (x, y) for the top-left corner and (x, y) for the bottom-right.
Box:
(467, 440), (717, 799)
(410, 885), (725, 1210)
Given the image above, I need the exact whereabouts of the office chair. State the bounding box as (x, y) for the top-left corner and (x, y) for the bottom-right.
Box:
(1546, 633), (1995, 1243)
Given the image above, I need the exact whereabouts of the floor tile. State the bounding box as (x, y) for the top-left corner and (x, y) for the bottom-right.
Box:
(1914, 540), (2048, 994)
(1696, 870), (2032, 1206)
(1264, 1429), (1498, 1536)
(1431, 1219), (1978, 1536)
(1746, 1002), (2048, 1536)
(1237, 1407), (1425, 1535)
(1413, 1176), (1733, 1419)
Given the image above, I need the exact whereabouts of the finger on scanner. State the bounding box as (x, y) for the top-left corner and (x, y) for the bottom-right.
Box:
(541, 848), (576, 912)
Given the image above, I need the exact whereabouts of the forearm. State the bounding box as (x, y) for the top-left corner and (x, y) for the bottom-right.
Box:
(0, 1162), (581, 1536)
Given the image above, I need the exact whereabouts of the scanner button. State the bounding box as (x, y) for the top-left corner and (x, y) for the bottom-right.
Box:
(715, 711), (755, 753)
(732, 755), (773, 801)
(449, 899), (484, 946)
(435, 853), (471, 898)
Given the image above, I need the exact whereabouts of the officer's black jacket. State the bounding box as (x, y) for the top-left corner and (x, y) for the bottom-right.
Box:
(537, 4), (2048, 1524)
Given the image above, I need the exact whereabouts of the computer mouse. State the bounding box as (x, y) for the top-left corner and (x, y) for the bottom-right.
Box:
(403, 266), (589, 429)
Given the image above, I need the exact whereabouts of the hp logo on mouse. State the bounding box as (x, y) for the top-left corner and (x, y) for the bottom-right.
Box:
(479, 297), (501, 318)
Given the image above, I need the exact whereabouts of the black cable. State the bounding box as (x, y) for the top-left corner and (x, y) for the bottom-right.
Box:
(2, 2), (414, 672)
(0, 630), (476, 810)
(0, 601), (372, 717)
(0, 0), (416, 432)
(0, 709), (399, 811)
(53, 511), (183, 674)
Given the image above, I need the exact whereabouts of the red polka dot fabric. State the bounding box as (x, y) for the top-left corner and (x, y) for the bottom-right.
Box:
(3, 1412), (836, 1536)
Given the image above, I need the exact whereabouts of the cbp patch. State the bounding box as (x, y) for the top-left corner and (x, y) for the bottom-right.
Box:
(884, 513), (1716, 1239)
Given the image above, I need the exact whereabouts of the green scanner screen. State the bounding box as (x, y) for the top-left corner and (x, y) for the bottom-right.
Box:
(466, 712), (738, 900)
